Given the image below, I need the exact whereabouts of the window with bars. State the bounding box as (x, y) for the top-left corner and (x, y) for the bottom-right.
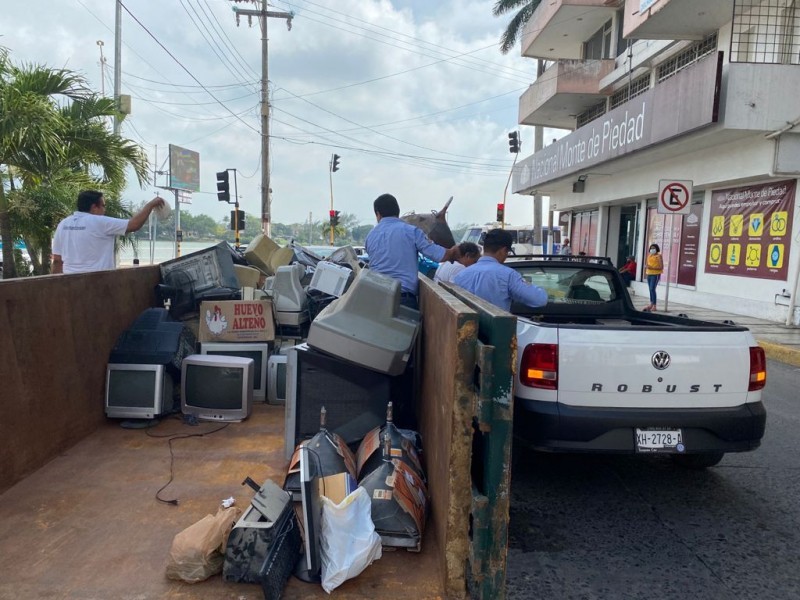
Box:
(577, 100), (608, 128)
(657, 34), (719, 83)
(731, 0), (799, 64)
(609, 74), (651, 110)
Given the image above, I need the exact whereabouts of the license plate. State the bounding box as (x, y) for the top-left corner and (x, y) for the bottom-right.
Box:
(635, 428), (684, 453)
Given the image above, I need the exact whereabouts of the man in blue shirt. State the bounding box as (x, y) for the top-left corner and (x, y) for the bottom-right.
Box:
(453, 228), (548, 311)
(366, 193), (459, 309)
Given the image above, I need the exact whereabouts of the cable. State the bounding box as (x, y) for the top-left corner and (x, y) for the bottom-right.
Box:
(274, 86), (511, 162)
(147, 420), (231, 506)
(119, 1), (262, 136)
(178, 0), (258, 91)
(275, 0), (537, 79)
(271, 0), (532, 85)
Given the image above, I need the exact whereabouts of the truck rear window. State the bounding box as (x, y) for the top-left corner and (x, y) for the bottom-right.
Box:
(514, 266), (616, 304)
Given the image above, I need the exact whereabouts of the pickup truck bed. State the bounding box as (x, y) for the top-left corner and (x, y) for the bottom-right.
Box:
(0, 403), (443, 599)
(507, 256), (767, 466)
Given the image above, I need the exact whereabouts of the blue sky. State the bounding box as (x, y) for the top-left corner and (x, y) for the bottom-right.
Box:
(2, 0), (559, 229)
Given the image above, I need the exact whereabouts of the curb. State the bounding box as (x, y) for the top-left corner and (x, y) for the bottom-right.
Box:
(758, 340), (800, 368)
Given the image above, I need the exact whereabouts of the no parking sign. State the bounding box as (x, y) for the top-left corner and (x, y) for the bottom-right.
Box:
(658, 180), (692, 215)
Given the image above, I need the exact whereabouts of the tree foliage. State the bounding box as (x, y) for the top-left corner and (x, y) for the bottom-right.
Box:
(0, 49), (148, 277)
(493, 0), (543, 55)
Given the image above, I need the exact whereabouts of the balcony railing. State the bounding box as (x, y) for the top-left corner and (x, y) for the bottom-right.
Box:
(519, 59), (616, 129)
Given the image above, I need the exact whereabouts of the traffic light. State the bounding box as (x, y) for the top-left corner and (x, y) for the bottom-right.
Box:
(331, 154), (340, 172)
(216, 170), (230, 202)
(230, 209), (245, 231)
(329, 209), (341, 227)
(496, 203), (505, 222)
(508, 131), (520, 154)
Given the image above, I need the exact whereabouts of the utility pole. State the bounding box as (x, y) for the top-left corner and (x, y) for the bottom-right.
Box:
(113, 0), (122, 135)
(231, 1), (293, 238)
(97, 41), (107, 96)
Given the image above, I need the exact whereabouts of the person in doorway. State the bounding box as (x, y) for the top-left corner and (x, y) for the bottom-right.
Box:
(560, 238), (572, 255)
(453, 228), (548, 311)
(619, 256), (637, 287)
(434, 242), (481, 284)
(365, 193), (459, 310)
(52, 190), (166, 274)
(643, 243), (663, 311)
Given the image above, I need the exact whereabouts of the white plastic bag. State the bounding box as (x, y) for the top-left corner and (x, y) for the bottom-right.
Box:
(320, 486), (382, 593)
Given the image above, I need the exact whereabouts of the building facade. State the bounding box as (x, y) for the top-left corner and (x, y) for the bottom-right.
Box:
(512, 0), (800, 324)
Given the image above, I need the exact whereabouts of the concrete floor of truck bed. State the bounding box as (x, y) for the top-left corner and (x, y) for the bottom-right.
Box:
(0, 403), (444, 599)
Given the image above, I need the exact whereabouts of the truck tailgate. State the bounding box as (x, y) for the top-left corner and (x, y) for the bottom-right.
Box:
(556, 328), (758, 409)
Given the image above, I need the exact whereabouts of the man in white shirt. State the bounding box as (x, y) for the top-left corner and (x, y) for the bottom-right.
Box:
(434, 242), (481, 284)
(52, 190), (166, 274)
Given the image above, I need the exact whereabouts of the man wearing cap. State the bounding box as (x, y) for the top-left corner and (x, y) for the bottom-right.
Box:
(453, 228), (548, 311)
(366, 193), (459, 309)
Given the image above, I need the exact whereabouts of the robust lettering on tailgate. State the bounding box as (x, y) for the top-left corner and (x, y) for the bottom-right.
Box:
(590, 383), (723, 392)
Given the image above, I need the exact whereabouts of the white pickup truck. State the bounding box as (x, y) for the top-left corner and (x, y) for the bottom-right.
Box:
(508, 256), (767, 469)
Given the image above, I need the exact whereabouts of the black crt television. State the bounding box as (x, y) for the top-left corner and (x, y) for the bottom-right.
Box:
(283, 344), (414, 459)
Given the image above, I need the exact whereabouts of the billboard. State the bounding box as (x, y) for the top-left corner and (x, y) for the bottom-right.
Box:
(704, 180), (795, 281)
(169, 144), (200, 192)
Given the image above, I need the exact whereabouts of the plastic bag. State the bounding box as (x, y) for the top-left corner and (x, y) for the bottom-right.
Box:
(165, 505), (243, 583)
(320, 487), (382, 593)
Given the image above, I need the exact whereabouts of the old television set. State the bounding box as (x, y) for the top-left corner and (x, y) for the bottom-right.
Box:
(181, 354), (254, 422)
(200, 342), (270, 402)
(267, 354), (288, 405)
(105, 363), (175, 419)
(284, 344), (413, 459)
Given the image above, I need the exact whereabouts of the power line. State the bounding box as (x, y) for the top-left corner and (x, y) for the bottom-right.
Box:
(118, 1), (261, 136)
(275, 0), (537, 80)
(177, 0), (258, 91)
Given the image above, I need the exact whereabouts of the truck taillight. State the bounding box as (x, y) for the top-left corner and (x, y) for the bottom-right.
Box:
(749, 346), (766, 391)
(520, 343), (558, 389)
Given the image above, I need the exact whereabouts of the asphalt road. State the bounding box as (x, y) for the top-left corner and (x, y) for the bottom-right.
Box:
(505, 359), (800, 600)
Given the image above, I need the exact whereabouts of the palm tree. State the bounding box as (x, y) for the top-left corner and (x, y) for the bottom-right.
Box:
(493, 0), (543, 55)
(0, 48), (89, 278)
(0, 50), (148, 276)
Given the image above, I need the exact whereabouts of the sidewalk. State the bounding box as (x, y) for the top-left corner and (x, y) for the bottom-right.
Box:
(628, 290), (800, 367)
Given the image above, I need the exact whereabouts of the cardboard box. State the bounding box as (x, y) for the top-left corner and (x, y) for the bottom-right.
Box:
(199, 300), (275, 342)
(318, 472), (358, 504)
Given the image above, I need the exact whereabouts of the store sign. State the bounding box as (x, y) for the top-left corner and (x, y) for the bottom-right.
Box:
(704, 180), (795, 280)
(640, 0), (658, 12)
(513, 52), (720, 193)
(678, 204), (702, 286)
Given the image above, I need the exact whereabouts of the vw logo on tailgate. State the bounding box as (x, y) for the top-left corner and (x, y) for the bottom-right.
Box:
(651, 350), (671, 370)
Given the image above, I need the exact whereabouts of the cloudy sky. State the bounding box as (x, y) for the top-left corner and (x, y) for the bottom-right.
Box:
(3, 0), (556, 230)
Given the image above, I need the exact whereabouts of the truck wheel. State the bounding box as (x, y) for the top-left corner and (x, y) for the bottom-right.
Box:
(670, 452), (725, 469)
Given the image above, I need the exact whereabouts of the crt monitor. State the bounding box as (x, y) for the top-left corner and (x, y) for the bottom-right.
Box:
(267, 354), (288, 405)
(181, 354), (254, 422)
(284, 343), (413, 459)
(200, 341), (270, 402)
(105, 363), (175, 419)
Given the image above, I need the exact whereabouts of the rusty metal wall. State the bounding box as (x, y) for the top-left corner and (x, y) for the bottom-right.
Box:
(418, 277), (479, 599)
(0, 267), (161, 493)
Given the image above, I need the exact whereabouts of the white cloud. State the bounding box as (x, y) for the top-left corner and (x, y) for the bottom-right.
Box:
(2, 0), (560, 231)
